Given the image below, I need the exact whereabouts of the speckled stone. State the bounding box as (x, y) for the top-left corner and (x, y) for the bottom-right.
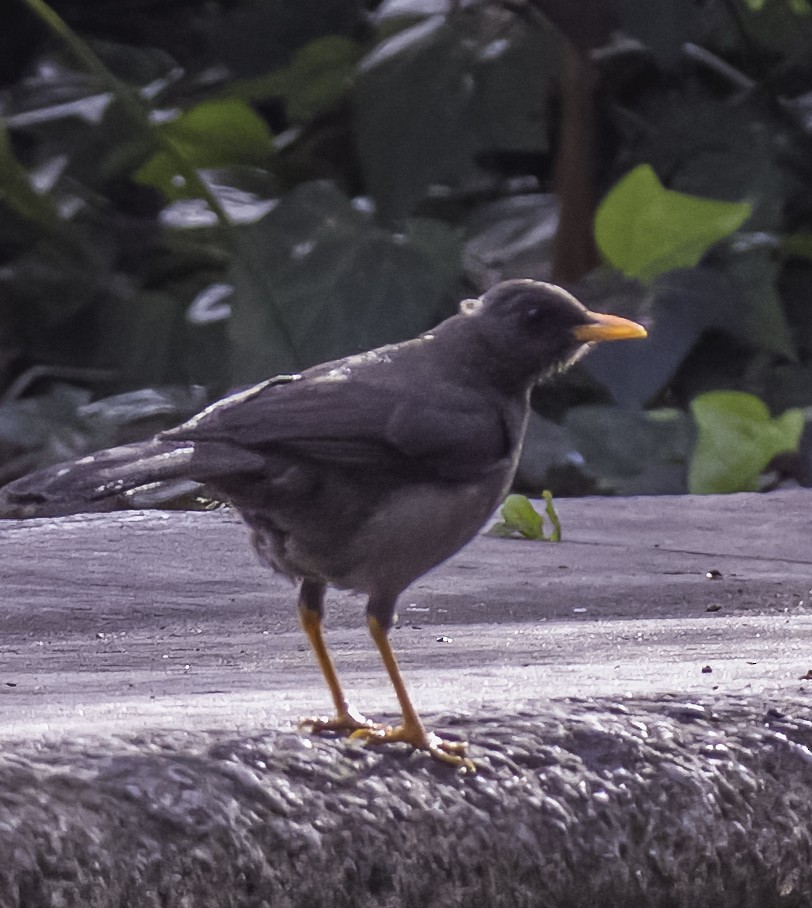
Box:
(2, 696), (812, 908)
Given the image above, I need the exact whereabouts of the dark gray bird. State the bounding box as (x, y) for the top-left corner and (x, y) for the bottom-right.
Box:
(0, 280), (646, 768)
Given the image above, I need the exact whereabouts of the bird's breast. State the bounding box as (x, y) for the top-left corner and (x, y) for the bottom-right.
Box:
(332, 466), (513, 595)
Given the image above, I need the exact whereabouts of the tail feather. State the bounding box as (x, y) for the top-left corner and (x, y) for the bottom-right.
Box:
(0, 439), (197, 519)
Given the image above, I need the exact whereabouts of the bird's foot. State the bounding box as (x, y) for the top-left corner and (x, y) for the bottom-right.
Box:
(351, 722), (475, 771)
(299, 705), (380, 736)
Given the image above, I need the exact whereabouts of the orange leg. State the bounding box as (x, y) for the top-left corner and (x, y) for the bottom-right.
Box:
(351, 615), (475, 771)
(297, 580), (376, 734)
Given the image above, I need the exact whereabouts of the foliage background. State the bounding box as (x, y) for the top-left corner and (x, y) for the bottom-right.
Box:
(1, 0), (811, 498)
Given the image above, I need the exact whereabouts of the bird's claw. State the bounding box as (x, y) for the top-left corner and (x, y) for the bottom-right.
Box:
(350, 724), (476, 771)
(299, 707), (379, 736)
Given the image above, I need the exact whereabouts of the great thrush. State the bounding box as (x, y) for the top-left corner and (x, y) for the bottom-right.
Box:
(0, 279), (646, 767)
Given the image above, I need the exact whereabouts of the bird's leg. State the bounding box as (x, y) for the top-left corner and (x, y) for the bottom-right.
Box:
(351, 599), (475, 771)
(296, 579), (376, 734)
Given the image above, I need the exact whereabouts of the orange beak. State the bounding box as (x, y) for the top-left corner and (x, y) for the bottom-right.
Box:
(572, 311), (648, 343)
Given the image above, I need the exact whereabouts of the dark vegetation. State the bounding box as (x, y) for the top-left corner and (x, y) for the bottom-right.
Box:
(1, 0), (811, 497)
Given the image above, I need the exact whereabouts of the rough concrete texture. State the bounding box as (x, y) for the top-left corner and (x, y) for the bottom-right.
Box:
(1, 489), (811, 906)
(2, 702), (812, 908)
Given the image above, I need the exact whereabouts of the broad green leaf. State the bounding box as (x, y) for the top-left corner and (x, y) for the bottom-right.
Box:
(501, 494), (543, 539)
(688, 391), (804, 494)
(227, 182), (462, 380)
(135, 99), (274, 199)
(353, 17), (478, 219)
(487, 492), (562, 541)
(228, 36), (360, 123)
(353, 12), (556, 219)
(595, 164), (752, 282)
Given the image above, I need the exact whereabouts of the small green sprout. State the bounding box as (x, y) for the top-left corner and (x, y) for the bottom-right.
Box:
(487, 490), (562, 542)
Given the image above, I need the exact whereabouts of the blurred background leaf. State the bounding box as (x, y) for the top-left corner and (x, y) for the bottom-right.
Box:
(1, 0), (811, 498)
(688, 391), (804, 493)
(228, 181), (462, 381)
(135, 99), (275, 199)
(594, 164), (752, 282)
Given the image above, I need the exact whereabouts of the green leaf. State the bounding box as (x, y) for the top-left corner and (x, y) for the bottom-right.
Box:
(135, 99), (274, 199)
(542, 490), (562, 542)
(353, 17), (479, 219)
(501, 494), (543, 539)
(227, 182), (462, 380)
(487, 492), (562, 541)
(228, 36), (361, 122)
(595, 164), (752, 282)
(353, 13), (556, 220)
(688, 391), (804, 494)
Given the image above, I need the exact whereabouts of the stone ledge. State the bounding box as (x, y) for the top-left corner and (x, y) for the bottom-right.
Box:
(2, 696), (812, 908)
(1, 491), (811, 906)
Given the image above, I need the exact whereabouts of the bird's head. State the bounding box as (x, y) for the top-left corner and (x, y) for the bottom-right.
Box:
(457, 279), (646, 389)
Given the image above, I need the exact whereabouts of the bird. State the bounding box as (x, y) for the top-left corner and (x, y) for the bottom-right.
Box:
(0, 280), (646, 768)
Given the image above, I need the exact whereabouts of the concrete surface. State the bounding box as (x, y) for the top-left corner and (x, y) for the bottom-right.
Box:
(1, 489), (811, 906)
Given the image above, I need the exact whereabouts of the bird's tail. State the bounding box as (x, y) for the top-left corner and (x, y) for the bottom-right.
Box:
(0, 439), (199, 519)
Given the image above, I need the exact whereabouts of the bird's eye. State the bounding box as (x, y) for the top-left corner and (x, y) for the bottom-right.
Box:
(521, 305), (545, 325)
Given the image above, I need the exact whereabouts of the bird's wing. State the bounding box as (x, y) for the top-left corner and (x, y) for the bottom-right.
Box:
(165, 374), (513, 482)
